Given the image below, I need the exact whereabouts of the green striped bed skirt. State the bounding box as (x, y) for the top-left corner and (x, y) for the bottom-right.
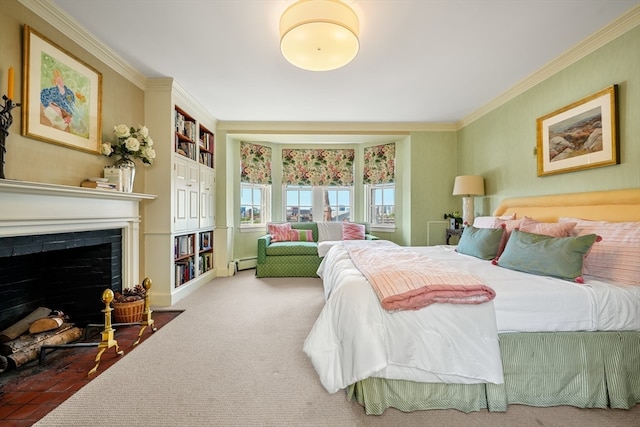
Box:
(347, 331), (640, 415)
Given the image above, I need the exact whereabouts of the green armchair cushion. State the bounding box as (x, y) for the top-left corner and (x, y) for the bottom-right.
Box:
(265, 241), (319, 256)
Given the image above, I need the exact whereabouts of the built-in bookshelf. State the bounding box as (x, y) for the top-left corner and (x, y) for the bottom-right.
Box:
(198, 230), (213, 275)
(199, 125), (214, 168)
(175, 106), (197, 161)
(144, 79), (218, 307)
(174, 233), (195, 288)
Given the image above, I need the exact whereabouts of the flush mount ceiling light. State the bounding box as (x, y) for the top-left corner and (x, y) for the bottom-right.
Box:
(280, 0), (360, 71)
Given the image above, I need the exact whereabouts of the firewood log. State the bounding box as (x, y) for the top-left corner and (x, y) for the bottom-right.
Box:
(0, 323), (74, 356)
(29, 317), (64, 334)
(6, 327), (83, 370)
(0, 307), (51, 342)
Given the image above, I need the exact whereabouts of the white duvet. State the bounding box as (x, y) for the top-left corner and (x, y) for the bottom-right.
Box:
(303, 243), (504, 394)
(303, 243), (640, 394)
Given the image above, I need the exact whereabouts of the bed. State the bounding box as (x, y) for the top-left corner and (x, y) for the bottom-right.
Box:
(303, 188), (640, 414)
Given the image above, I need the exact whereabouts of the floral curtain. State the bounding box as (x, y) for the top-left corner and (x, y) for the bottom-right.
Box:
(282, 148), (355, 186)
(240, 142), (272, 184)
(363, 143), (395, 184)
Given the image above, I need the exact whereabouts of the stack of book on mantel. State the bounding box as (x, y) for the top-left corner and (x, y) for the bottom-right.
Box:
(80, 178), (118, 191)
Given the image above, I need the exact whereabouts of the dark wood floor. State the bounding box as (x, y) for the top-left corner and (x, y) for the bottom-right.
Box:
(0, 311), (181, 427)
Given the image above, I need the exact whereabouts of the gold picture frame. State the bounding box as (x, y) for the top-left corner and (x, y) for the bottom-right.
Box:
(536, 85), (618, 177)
(21, 25), (102, 154)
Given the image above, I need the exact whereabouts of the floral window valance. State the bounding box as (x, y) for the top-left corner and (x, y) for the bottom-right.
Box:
(363, 143), (395, 185)
(282, 148), (355, 186)
(240, 142), (272, 184)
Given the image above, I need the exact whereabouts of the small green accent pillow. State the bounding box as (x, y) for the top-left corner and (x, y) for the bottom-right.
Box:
(496, 229), (599, 282)
(456, 225), (505, 260)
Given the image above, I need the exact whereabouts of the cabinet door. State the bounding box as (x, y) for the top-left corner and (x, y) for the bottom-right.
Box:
(174, 156), (200, 231)
(187, 162), (200, 230)
(199, 167), (215, 228)
(174, 157), (189, 231)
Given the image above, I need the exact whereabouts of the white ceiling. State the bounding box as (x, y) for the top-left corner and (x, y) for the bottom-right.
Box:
(50, 0), (639, 125)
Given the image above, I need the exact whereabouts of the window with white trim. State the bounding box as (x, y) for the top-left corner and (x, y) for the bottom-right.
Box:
(322, 186), (352, 221)
(364, 143), (395, 227)
(240, 142), (272, 228)
(367, 183), (395, 226)
(285, 185), (313, 222)
(284, 185), (353, 222)
(241, 183), (270, 227)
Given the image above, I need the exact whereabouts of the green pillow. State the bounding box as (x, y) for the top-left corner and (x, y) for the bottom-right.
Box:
(497, 229), (598, 281)
(456, 225), (505, 260)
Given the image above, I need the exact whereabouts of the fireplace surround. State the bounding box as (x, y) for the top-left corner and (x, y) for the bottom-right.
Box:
(0, 179), (155, 330)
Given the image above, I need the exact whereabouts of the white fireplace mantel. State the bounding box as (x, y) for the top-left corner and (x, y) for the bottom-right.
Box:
(0, 179), (156, 286)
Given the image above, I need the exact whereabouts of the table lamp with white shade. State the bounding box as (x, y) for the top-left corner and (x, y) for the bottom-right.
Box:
(452, 175), (485, 226)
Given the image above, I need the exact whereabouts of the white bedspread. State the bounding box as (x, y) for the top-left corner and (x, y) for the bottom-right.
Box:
(304, 243), (640, 394)
(408, 246), (640, 332)
(303, 242), (504, 393)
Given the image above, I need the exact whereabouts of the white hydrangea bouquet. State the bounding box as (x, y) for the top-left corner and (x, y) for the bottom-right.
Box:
(101, 124), (156, 165)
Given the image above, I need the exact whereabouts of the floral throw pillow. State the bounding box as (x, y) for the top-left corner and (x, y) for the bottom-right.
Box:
(268, 223), (292, 242)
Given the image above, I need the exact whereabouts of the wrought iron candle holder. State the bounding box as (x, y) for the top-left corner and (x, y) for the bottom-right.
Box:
(0, 95), (21, 180)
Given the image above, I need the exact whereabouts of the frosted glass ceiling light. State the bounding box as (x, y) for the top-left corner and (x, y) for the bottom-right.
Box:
(280, 0), (360, 71)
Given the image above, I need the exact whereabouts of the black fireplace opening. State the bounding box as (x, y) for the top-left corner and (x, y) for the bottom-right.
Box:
(0, 229), (123, 331)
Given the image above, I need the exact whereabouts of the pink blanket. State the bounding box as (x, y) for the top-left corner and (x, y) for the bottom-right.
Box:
(343, 240), (496, 311)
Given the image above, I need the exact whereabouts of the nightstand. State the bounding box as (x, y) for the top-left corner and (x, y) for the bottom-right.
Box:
(445, 228), (463, 245)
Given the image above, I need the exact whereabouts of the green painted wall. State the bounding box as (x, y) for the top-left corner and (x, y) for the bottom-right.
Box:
(458, 25), (640, 214)
(405, 132), (458, 246)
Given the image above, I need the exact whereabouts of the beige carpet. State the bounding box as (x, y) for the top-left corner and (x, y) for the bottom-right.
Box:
(35, 270), (639, 427)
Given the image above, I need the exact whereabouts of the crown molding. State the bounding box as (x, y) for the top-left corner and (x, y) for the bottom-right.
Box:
(457, 4), (640, 129)
(18, 0), (147, 90)
(217, 121), (456, 134)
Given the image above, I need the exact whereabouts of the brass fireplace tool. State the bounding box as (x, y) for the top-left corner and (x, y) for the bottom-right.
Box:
(88, 278), (156, 374)
(133, 277), (157, 346)
(39, 279), (156, 376)
(88, 288), (124, 376)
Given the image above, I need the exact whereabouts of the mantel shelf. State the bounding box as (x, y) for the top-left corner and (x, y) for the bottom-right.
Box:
(0, 179), (157, 201)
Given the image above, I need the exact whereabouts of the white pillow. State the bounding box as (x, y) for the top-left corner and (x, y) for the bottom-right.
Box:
(317, 241), (341, 257)
(473, 213), (516, 228)
(317, 221), (344, 242)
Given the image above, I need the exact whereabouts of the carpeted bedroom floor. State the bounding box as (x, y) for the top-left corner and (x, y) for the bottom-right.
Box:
(21, 270), (640, 427)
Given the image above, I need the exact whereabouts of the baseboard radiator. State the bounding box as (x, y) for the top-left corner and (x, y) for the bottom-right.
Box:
(234, 257), (257, 271)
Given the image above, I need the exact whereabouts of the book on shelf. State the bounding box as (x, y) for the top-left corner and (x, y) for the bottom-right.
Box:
(200, 231), (212, 250)
(80, 180), (118, 191)
(175, 234), (195, 257)
(199, 252), (213, 274)
(175, 260), (193, 287)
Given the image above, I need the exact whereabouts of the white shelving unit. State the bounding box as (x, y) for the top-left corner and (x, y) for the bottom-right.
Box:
(143, 78), (217, 306)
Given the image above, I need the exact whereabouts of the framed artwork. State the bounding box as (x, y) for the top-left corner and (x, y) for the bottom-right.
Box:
(536, 85), (618, 177)
(21, 25), (102, 154)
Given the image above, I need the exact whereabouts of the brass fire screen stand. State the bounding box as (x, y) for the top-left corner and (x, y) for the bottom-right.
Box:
(39, 278), (156, 376)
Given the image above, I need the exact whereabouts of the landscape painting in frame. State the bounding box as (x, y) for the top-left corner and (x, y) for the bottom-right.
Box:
(536, 85), (618, 177)
(21, 25), (102, 154)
